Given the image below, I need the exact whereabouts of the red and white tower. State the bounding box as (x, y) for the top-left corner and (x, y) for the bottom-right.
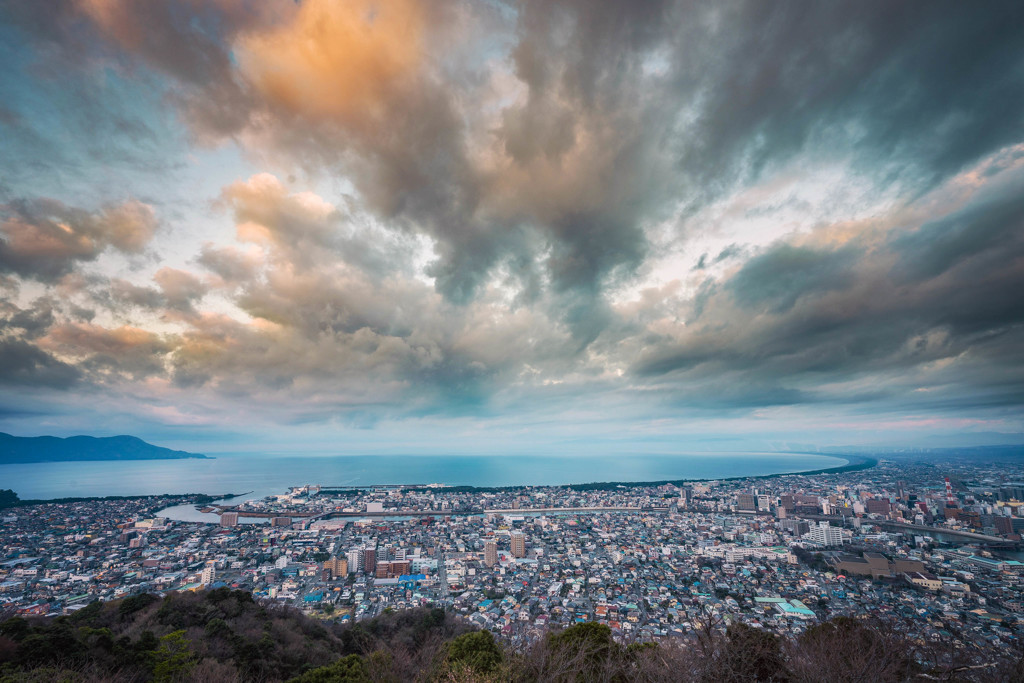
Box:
(945, 477), (956, 507)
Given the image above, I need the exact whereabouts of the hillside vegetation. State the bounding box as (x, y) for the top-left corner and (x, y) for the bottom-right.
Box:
(1, 589), (1021, 682)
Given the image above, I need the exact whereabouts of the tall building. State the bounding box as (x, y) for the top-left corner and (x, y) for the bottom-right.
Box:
(484, 540), (497, 567)
(511, 531), (526, 558)
(866, 499), (891, 515)
(681, 487), (693, 505)
(994, 516), (1014, 536)
(737, 493), (756, 512)
(346, 548), (362, 573)
(779, 519), (810, 536)
(220, 512), (239, 527)
(756, 494), (771, 512)
(201, 561), (216, 586)
(324, 556), (348, 579)
(375, 560), (411, 579)
(806, 521), (844, 546)
(998, 485), (1024, 502)
(363, 546), (377, 574)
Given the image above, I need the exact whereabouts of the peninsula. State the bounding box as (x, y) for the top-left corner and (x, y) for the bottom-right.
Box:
(0, 432), (209, 464)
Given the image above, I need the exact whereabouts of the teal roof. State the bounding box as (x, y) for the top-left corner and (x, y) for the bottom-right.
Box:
(778, 603), (815, 616)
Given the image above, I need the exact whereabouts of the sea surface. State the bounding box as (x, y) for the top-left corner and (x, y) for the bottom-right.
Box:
(0, 452), (846, 500)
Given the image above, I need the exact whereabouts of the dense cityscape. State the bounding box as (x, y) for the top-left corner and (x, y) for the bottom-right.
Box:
(4, 455), (1024, 661)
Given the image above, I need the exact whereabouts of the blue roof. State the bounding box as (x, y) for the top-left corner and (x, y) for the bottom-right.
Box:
(778, 603), (815, 616)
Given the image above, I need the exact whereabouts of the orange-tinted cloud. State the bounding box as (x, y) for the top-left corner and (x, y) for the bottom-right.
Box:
(0, 199), (157, 281)
(236, 0), (426, 133)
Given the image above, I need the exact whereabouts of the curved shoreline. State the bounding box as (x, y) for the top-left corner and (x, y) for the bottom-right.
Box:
(3, 454), (876, 506)
(398, 454), (877, 493)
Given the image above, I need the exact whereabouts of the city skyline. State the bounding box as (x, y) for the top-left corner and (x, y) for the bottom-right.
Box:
(2, 1), (1024, 454)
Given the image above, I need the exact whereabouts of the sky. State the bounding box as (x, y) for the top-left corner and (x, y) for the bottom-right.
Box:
(1, 0), (1024, 455)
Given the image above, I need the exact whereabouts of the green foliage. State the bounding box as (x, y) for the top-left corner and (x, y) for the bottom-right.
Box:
(15, 622), (85, 668)
(0, 590), (975, 683)
(0, 490), (19, 509)
(625, 641), (657, 657)
(65, 602), (103, 626)
(118, 593), (157, 617)
(0, 665), (82, 682)
(445, 630), (503, 674)
(286, 654), (370, 682)
(152, 630), (195, 683)
(0, 619), (29, 642)
(545, 622), (618, 681)
(204, 618), (231, 638)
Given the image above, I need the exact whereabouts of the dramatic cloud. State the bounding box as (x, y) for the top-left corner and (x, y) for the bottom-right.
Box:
(0, 199), (157, 281)
(1, 0), (1023, 448)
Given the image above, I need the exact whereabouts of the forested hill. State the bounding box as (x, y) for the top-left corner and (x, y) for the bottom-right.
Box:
(0, 432), (208, 463)
(0, 590), (1021, 682)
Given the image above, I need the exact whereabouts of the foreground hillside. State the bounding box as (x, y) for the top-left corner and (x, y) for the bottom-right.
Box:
(1, 589), (1021, 682)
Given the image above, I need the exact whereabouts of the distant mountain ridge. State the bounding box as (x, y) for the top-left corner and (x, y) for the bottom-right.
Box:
(0, 432), (209, 463)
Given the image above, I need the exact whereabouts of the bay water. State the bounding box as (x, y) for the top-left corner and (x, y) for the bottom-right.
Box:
(0, 452), (846, 500)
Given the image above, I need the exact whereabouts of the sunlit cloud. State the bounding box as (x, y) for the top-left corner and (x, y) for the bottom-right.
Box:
(1, 0), (1023, 450)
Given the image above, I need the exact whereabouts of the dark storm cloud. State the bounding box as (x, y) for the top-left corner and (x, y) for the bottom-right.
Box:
(727, 244), (858, 315)
(633, 174), (1024, 410)
(2, 0), (1024, 428)
(0, 338), (80, 389)
(665, 1), (1024, 197)
(2, 298), (56, 339)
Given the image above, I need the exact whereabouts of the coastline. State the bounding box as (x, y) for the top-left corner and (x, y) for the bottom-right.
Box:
(0, 453), (874, 506)
(0, 491), (243, 510)
(399, 454), (877, 494)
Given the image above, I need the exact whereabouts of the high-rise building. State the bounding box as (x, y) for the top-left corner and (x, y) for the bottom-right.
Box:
(484, 540), (497, 567)
(511, 532), (526, 558)
(866, 499), (891, 515)
(201, 561), (216, 586)
(363, 546), (377, 574)
(220, 512), (239, 527)
(271, 516), (292, 527)
(346, 548), (362, 573)
(779, 519), (810, 536)
(737, 493), (756, 512)
(998, 485), (1024, 502)
(324, 556), (348, 579)
(756, 494), (771, 512)
(994, 516), (1014, 536)
(679, 487), (693, 508)
(805, 521), (844, 546)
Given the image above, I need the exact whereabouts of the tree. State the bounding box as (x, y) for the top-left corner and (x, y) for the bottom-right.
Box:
(721, 623), (789, 682)
(445, 630), (503, 674)
(287, 654), (370, 682)
(0, 489), (19, 509)
(152, 630), (195, 682)
(788, 617), (913, 683)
